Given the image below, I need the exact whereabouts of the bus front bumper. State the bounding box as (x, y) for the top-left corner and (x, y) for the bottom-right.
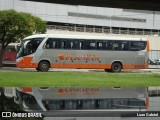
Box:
(16, 56), (38, 68)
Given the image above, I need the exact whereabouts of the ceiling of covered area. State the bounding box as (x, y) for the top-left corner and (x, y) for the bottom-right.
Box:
(23, 0), (160, 11)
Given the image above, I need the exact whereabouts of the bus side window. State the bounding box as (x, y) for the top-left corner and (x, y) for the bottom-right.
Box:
(90, 41), (96, 50)
(137, 41), (146, 50)
(70, 42), (73, 49)
(97, 42), (103, 50)
(83, 40), (96, 50)
(104, 42), (109, 50)
(130, 41), (139, 51)
(113, 41), (121, 50)
(65, 41), (72, 49)
(79, 41), (83, 49)
(102, 41), (112, 50)
(72, 40), (79, 49)
(62, 41), (66, 49)
(83, 40), (90, 50)
(55, 39), (61, 49)
(62, 40), (76, 49)
(121, 41), (129, 51)
(45, 38), (58, 49)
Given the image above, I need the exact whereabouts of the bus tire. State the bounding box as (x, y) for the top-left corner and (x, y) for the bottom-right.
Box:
(38, 61), (50, 72)
(111, 62), (122, 72)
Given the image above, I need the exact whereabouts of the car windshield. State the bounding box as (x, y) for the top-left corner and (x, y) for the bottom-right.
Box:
(17, 38), (44, 58)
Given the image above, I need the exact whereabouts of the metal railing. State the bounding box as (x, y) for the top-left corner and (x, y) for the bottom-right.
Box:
(47, 25), (160, 36)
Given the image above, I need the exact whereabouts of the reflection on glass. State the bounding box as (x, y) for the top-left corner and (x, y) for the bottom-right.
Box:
(1, 87), (149, 112)
(17, 38), (44, 59)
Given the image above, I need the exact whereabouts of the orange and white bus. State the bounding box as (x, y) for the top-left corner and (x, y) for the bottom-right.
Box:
(16, 34), (149, 72)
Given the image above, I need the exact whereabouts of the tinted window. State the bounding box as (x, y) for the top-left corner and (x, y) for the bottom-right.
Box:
(97, 42), (103, 49)
(80, 41), (83, 49)
(45, 38), (59, 49)
(17, 38), (44, 58)
(121, 41), (129, 51)
(71, 40), (79, 49)
(130, 41), (146, 51)
(45, 38), (146, 51)
(81, 40), (96, 50)
(113, 41), (121, 50)
(90, 42), (96, 49)
(62, 39), (79, 49)
(23, 38), (43, 54)
(97, 41), (112, 50)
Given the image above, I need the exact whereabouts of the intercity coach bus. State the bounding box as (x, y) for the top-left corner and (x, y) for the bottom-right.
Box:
(16, 34), (149, 72)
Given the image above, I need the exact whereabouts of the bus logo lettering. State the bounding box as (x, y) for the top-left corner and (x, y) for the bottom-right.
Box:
(58, 54), (100, 61)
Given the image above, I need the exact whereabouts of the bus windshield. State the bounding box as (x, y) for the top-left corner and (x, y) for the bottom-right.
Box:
(17, 38), (44, 58)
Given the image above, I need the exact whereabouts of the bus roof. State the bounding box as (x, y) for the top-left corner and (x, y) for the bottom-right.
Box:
(24, 34), (147, 41)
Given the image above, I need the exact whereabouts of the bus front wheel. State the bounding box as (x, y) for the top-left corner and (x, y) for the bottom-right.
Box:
(111, 62), (122, 72)
(38, 61), (50, 72)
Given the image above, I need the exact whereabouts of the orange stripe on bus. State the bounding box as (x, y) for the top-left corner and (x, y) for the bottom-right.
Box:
(51, 63), (111, 69)
(51, 63), (148, 69)
(17, 56), (148, 69)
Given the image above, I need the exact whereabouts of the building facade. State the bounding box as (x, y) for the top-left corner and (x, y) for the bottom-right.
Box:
(1, 0), (160, 59)
(1, 0), (160, 30)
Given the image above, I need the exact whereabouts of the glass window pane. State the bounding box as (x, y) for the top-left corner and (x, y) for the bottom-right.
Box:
(45, 38), (59, 49)
(121, 41), (129, 50)
(130, 41), (146, 51)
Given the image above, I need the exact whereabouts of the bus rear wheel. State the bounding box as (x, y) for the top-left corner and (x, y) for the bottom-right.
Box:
(111, 62), (122, 72)
(38, 61), (50, 72)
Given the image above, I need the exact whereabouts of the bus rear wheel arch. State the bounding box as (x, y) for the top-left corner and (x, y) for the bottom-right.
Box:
(111, 62), (122, 72)
(37, 60), (50, 72)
